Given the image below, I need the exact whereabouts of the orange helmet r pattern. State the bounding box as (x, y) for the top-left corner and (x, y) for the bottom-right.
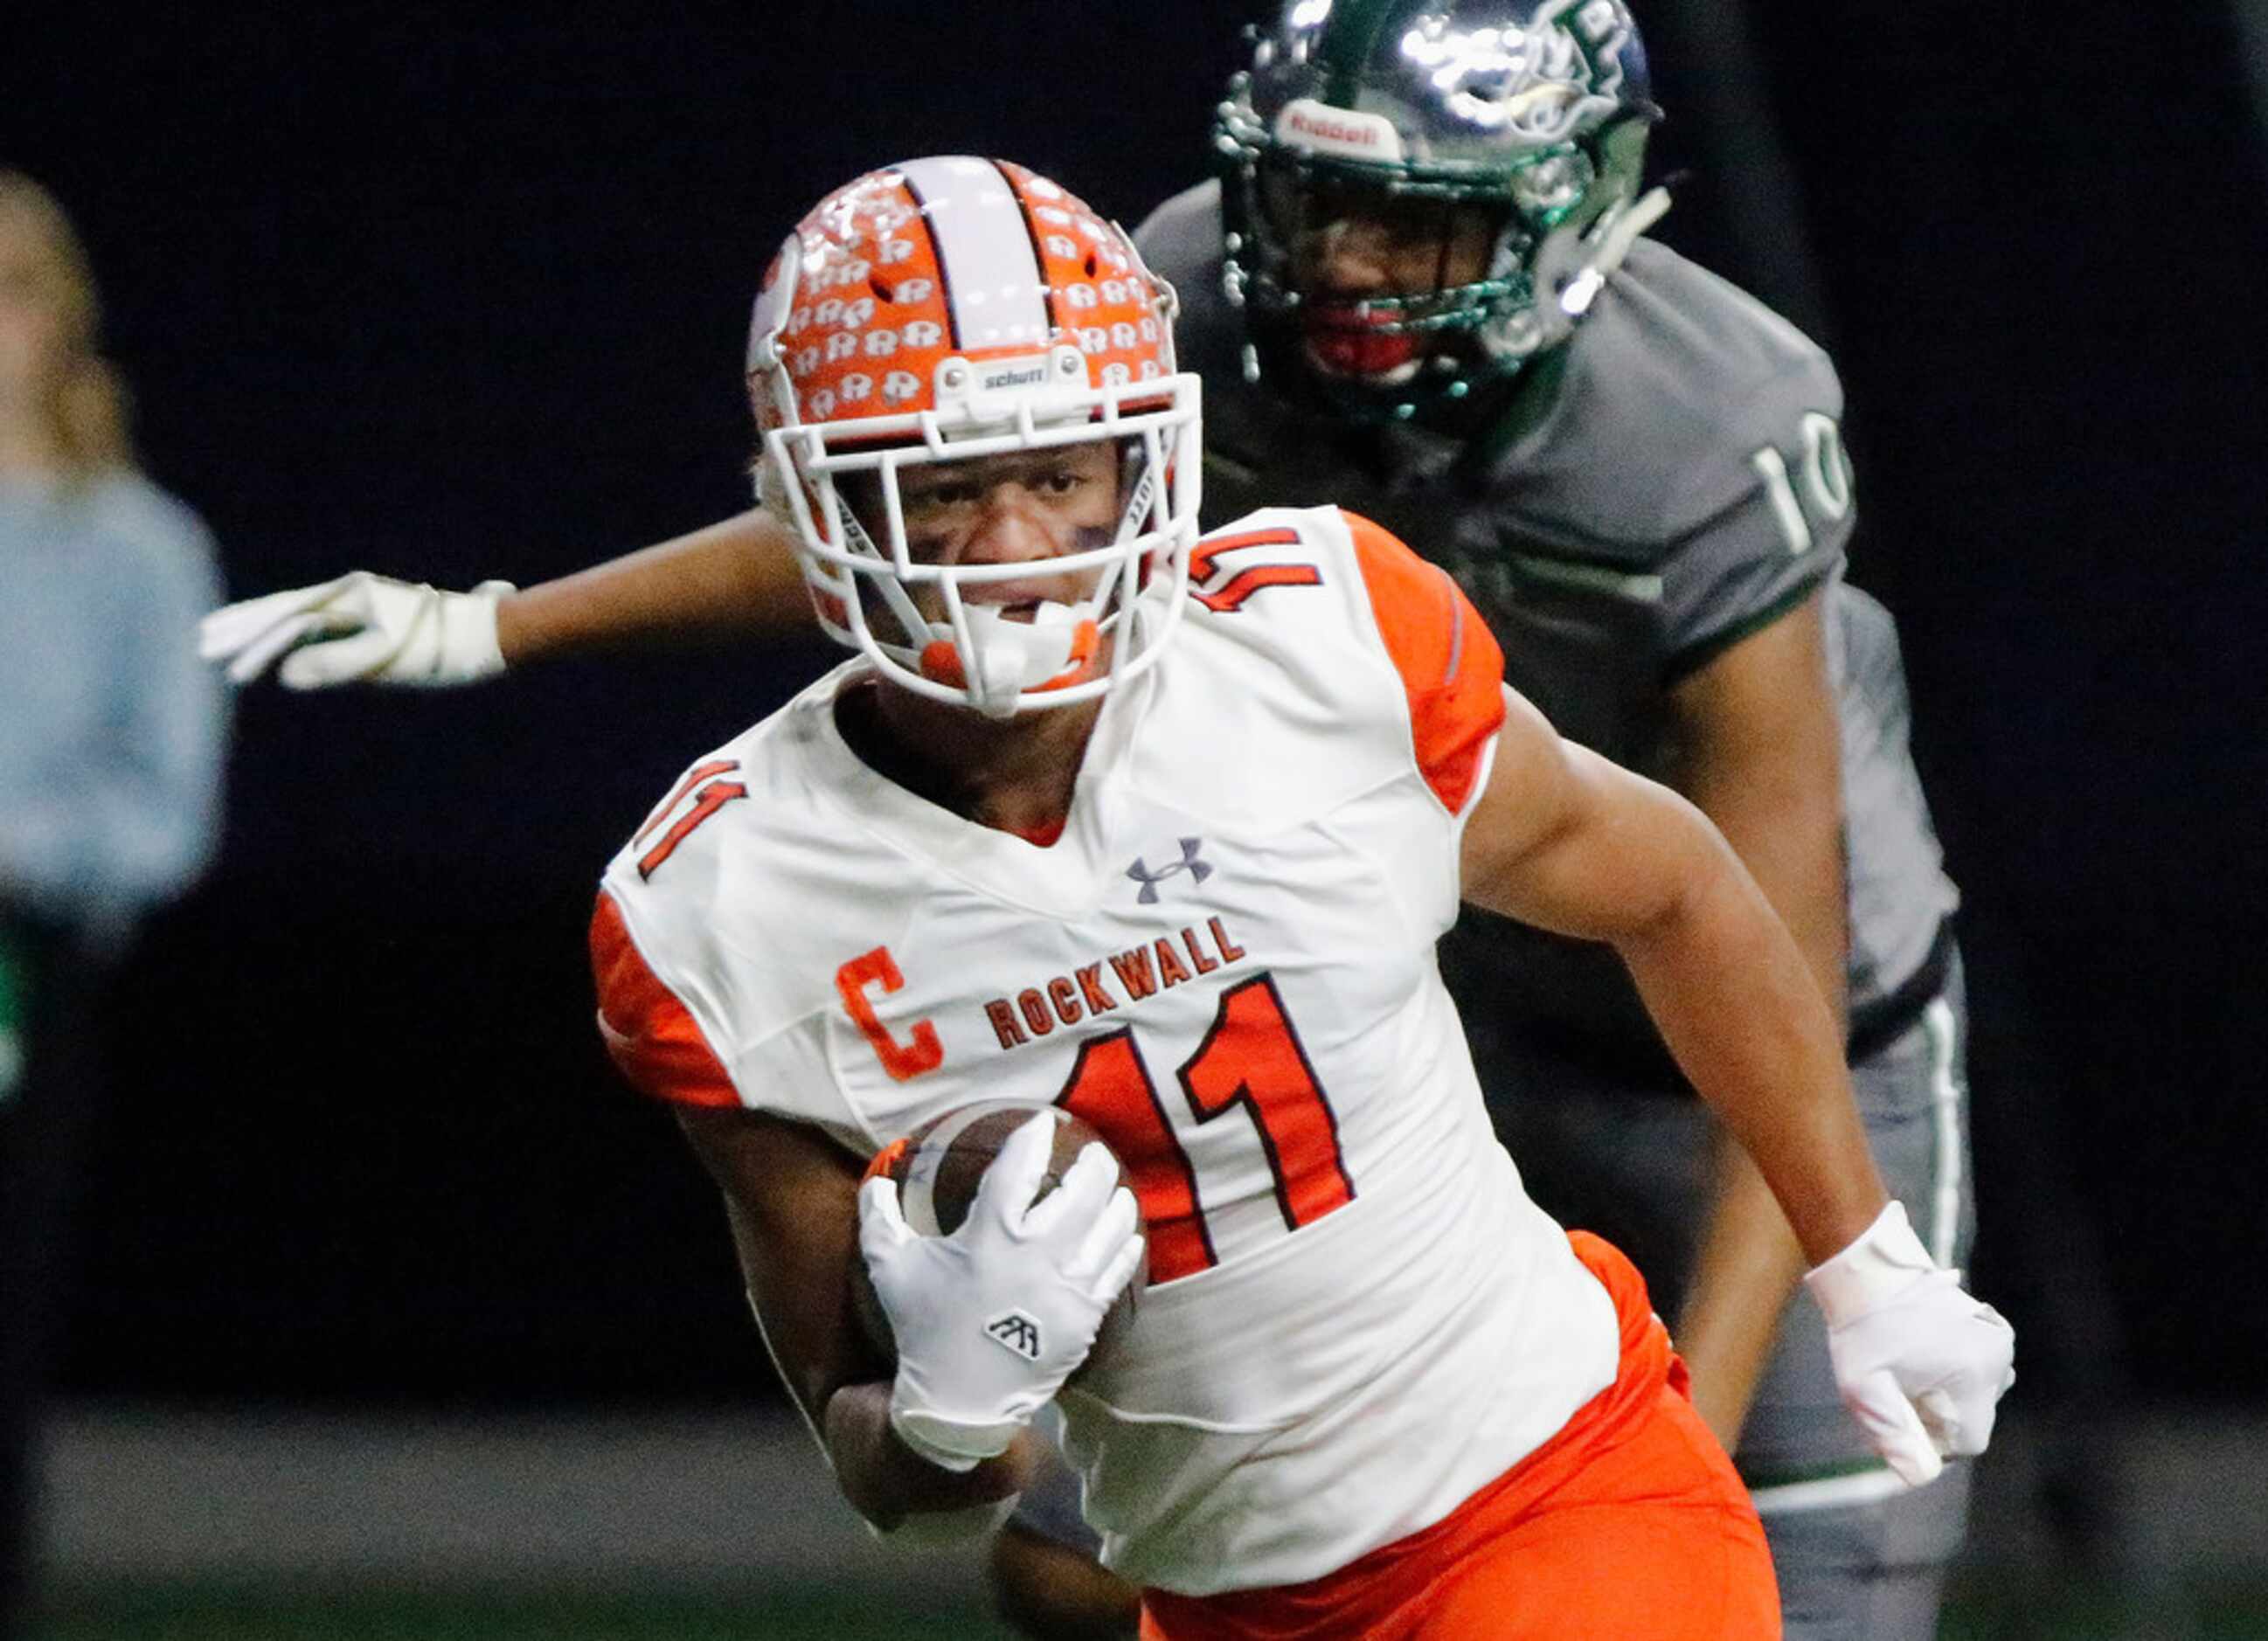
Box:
(749, 157), (1175, 438)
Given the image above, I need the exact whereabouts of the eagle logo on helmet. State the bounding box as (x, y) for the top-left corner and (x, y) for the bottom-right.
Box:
(1399, 3), (1636, 139)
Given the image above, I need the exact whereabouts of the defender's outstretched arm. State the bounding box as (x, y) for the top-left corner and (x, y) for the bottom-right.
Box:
(201, 509), (804, 689)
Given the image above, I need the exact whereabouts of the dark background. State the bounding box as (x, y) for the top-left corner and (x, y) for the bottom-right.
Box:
(10, 1), (2265, 1410)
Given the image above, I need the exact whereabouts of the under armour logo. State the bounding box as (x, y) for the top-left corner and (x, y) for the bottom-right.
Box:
(1126, 838), (1211, 904)
(985, 1310), (1043, 1362)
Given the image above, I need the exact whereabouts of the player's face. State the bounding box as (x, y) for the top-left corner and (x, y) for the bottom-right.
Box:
(1276, 174), (1501, 382)
(890, 442), (1123, 620)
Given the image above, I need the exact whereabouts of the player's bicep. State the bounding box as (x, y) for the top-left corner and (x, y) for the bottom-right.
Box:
(1662, 590), (1842, 877)
(1460, 685), (1722, 943)
(1668, 590), (1835, 771)
(674, 1105), (884, 1427)
(1664, 589), (1848, 1007)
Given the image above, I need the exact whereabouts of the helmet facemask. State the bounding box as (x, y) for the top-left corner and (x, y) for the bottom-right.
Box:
(763, 374), (1201, 719)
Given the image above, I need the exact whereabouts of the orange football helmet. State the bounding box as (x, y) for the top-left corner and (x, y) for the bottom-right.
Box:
(748, 156), (1203, 716)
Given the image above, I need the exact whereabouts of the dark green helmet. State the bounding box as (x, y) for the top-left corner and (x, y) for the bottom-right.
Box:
(1215, 0), (1664, 424)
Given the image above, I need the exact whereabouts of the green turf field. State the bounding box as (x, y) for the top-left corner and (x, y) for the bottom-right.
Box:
(35, 1575), (2268, 1639)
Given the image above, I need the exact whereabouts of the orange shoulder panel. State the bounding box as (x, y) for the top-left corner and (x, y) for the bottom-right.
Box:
(589, 889), (741, 1110)
(1342, 509), (1506, 814)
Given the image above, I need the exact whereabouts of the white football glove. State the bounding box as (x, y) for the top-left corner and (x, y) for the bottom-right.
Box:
(1806, 1201), (2016, 1487)
(198, 571), (513, 689)
(857, 1114), (1144, 1474)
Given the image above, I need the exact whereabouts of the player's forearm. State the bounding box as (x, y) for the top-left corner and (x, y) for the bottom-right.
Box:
(1668, 751), (1845, 1439)
(1673, 1140), (1808, 1449)
(1614, 853), (1885, 1267)
(493, 509), (808, 666)
(822, 1378), (1033, 1532)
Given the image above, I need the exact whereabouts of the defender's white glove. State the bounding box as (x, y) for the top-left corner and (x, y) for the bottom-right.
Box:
(857, 1115), (1144, 1474)
(199, 572), (513, 689)
(1806, 1201), (2015, 1487)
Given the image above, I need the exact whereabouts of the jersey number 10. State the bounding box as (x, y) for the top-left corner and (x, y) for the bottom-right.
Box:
(1750, 412), (1851, 555)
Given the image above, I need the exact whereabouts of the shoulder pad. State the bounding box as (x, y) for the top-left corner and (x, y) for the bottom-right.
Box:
(1477, 239), (1848, 559)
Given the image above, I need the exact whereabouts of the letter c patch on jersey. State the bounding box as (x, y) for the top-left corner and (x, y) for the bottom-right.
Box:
(836, 945), (946, 1083)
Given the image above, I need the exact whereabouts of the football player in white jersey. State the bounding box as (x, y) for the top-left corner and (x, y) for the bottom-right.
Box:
(577, 156), (2008, 1638)
(200, 6), (1989, 1634)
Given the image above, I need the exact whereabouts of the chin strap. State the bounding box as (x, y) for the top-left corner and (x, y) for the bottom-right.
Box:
(1488, 183), (1675, 368)
(1556, 184), (1673, 321)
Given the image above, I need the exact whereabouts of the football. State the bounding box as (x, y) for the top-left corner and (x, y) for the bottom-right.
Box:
(854, 1100), (1146, 1379)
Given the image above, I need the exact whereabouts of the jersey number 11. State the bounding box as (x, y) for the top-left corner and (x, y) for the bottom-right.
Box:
(1056, 973), (1356, 1284)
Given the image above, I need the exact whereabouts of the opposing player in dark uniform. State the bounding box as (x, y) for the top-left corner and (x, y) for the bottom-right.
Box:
(1000, 11), (1972, 1631)
(199, 3), (1983, 1633)
(1102, 10), (1973, 1633)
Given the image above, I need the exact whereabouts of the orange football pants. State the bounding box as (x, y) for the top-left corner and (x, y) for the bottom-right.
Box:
(1140, 1232), (1780, 1640)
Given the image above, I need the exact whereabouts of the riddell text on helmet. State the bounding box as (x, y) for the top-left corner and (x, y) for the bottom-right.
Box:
(1286, 104), (1389, 149)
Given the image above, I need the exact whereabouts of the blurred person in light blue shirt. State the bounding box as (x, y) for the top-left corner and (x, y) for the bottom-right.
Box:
(0, 170), (225, 1639)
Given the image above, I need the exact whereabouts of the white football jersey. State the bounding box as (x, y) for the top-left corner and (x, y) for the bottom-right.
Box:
(593, 505), (1619, 1594)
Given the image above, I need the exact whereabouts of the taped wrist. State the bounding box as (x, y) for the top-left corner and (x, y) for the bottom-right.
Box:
(438, 579), (514, 681)
(1804, 1200), (1938, 1329)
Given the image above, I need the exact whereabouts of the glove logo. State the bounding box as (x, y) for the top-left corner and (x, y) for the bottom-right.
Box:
(984, 1309), (1044, 1363)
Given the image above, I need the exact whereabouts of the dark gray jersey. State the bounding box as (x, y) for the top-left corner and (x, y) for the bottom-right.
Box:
(1136, 181), (1957, 1056)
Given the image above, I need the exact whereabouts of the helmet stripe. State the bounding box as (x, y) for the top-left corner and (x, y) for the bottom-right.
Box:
(1314, 0), (1402, 109)
(886, 164), (959, 349)
(895, 156), (1050, 353)
(992, 160), (1063, 337)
